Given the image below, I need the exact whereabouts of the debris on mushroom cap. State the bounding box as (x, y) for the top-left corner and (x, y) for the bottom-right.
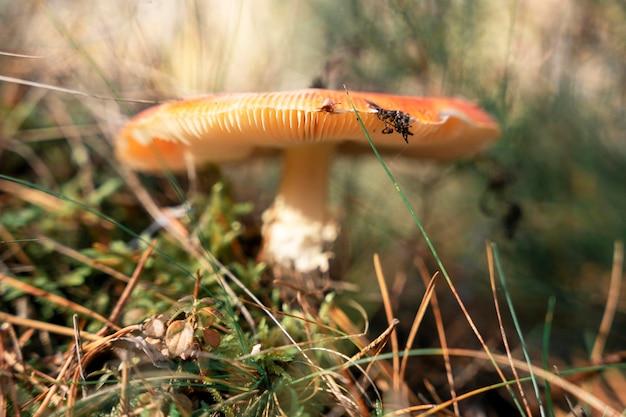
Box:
(114, 88), (500, 172)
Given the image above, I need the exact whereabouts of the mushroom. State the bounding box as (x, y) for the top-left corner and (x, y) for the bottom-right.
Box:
(115, 88), (500, 274)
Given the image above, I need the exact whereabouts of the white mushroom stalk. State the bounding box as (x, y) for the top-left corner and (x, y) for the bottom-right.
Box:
(115, 88), (500, 274)
(261, 143), (338, 273)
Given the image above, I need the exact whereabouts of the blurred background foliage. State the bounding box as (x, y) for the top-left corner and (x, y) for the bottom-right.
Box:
(1, 0), (626, 371)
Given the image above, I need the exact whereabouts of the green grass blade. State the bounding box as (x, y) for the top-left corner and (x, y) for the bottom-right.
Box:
(491, 242), (545, 417)
(343, 87), (513, 401)
(543, 296), (557, 417)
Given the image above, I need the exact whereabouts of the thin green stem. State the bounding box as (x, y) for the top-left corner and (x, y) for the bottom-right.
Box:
(491, 242), (545, 417)
(543, 296), (557, 417)
(343, 86), (511, 401)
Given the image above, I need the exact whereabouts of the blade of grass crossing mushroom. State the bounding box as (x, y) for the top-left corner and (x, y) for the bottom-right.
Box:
(343, 87), (512, 390)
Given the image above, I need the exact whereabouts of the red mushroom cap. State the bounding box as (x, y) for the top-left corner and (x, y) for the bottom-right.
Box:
(115, 88), (500, 172)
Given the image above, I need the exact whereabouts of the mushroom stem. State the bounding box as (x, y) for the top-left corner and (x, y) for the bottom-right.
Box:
(261, 143), (338, 273)
(278, 143), (335, 221)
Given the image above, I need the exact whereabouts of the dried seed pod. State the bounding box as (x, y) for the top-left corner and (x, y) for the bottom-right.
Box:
(165, 320), (195, 358)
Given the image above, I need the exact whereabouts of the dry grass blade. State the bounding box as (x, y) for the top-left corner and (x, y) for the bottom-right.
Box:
(0, 178), (111, 229)
(579, 240), (626, 411)
(591, 240), (623, 363)
(38, 238), (129, 282)
(0, 179), (63, 213)
(598, 368), (626, 405)
(0, 273), (120, 330)
(328, 308), (399, 381)
(439, 268), (514, 395)
(415, 258), (458, 416)
(345, 318), (400, 415)
(350, 319), (399, 364)
(0, 312), (101, 342)
(399, 270), (438, 384)
(0, 51), (50, 58)
(38, 237), (177, 304)
(1, 323), (25, 415)
(31, 326), (138, 417)
(373, 253), (400, 391)
(389, 348), (623, 417)
(486, 243), (532, 416)
(0, 74), (159, 104)
(64, 325), (141, 414)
